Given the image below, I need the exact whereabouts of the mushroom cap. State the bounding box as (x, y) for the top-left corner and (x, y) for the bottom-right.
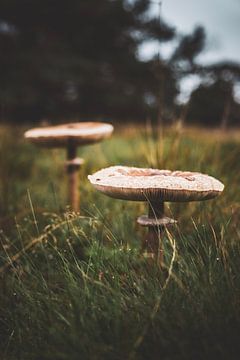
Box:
(24, 122), (114, 147)
(88, 166), (224, 202)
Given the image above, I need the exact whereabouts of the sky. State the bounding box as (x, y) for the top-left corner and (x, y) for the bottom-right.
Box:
(139, 0), (240, 102)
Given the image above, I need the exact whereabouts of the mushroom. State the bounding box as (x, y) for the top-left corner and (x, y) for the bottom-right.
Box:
(24, 122), (113, 212)
(88, 166), (224, 264)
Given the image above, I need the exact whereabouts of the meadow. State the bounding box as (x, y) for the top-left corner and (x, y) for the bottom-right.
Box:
(0, 123), (240, 360)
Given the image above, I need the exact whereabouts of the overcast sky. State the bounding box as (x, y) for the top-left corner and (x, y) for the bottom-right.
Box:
(139, 0), (240, 102)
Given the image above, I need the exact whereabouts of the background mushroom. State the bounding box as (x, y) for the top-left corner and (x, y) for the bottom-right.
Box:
(25, 122), (113, 212)
(88, 166), (224, 264)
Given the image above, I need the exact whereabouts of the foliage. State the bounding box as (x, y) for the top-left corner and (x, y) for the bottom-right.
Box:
(0, 0), (176, 121)
(187, 79), (233, 126)
(186, 63), (240, 127)
(171, 26), (206, 67)
(2, 1), (239, 126)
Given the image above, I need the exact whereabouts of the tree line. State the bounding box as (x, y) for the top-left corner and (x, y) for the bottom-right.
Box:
(0, 0), (239, 126)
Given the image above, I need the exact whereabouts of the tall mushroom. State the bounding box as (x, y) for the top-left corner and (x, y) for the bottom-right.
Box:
(88, 166), (224, 264)
(24, 122), (113, 212)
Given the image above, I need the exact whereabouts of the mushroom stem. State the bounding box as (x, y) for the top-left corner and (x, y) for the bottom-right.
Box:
(144, 201), (165, 265)
(137, 201), (176, 266)
(66, 141), (80, 212)
(148, 200), (164, 219)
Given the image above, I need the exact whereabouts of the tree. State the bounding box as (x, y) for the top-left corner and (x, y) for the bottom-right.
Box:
(167, 23), (240, 128)
(186, 61), (240, 127)
(171, 26), (206, 69)
(0, 0), (177, 122)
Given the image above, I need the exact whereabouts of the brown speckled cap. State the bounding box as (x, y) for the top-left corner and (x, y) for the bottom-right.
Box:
(88, 166), (224, 202)
(24, 122), (113, 147)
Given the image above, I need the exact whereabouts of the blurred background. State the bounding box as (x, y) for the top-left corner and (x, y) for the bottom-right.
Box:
(0, 0), (239, 127)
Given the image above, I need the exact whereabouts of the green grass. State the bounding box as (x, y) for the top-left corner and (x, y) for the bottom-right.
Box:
(0, 123), (240, 359)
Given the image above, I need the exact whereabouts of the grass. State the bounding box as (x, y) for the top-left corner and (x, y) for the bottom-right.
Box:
(0, 123), (240, 359)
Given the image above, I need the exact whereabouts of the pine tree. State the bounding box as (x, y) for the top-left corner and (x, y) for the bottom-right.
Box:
(0, 0), (176, 122)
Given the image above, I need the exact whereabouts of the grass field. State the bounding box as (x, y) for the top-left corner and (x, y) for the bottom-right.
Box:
(0, 123), (240, 360)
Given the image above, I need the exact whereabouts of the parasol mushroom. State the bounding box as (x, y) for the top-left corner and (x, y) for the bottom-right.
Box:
(24, 122), (113, 212)
(88, 166), (224, 265)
